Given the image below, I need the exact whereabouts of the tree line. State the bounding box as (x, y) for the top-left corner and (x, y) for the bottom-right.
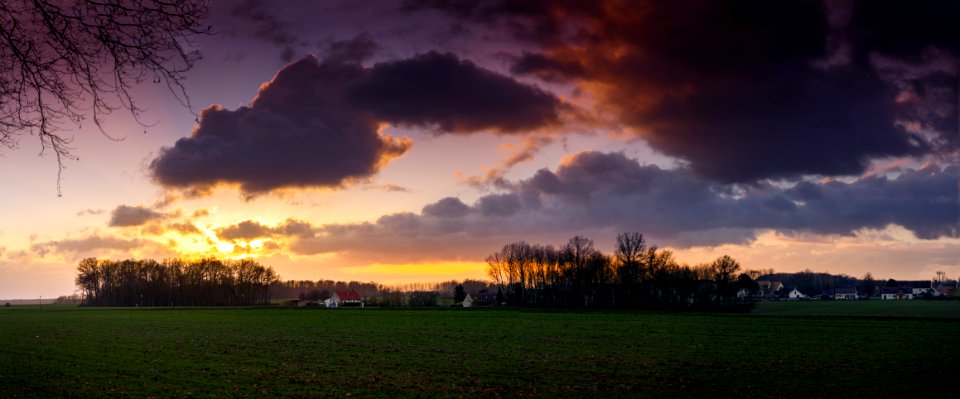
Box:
(76, 258), (278, 307)
(485, 233), (757, 310)
(269, 279), (496, 307)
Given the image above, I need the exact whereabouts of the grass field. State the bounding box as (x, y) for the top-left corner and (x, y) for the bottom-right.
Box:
(754, 299), (960, 318)
(1, 305), (958, 398)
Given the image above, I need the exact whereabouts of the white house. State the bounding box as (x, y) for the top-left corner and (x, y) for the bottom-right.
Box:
(788, 288), (806, 300)
(881, 287), (914, 300)
(462, 294), (474, 308)
(324, 289), (363, 308)
(834, 287), (858, 300)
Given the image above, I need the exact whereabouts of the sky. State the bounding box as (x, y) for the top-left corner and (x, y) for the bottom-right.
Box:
(1, 0), (959, 298)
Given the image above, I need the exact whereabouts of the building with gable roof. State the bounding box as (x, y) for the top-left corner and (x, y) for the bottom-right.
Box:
(325, 289), (363, 308)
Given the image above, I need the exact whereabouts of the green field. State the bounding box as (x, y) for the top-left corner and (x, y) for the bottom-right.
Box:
(754, 299), (960, 318)
(1, 305), (958, 397)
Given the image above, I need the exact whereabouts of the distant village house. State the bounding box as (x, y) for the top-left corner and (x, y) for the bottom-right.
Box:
(325, 289), (363, 308)
(788, 288), (806, 300)
(757, 281), (783, 299)
(881, 287), (914, 300)
(834, 287), (857, 300)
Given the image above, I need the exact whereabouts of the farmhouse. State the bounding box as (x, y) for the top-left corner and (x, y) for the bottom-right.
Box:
(881, 287), (914, 300)
(900, 280), (935, 296)
(788, 288), (806, 300)
(757, 281), (783, 298)
(834, 287), (858, 300)
(325, 289), (363, 308)
(462, 294), (474, 308)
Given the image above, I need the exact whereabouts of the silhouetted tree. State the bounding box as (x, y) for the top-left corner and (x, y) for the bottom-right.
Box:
(615, 232), (645, 306)
(454, 284), (466, 303)
(0, 0), (209, 193)
(860, 272), (877, 296)
(75, 257), (277, 306)
(710, 255), (741, 299)
(482, 234), (750, 310)
(734, 273), (759, 297)
(936, 271), (947, 283)
(486, 252), (508, 299)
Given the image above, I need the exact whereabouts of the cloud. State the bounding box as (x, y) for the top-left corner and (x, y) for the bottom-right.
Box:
(417, 0), (959, 182)
(362, 183), (412, 193)
(346, 51), (564, 133)
(150, 55), (413, 195)
(31, 235), (147, 257)
(76, 209), (105, 216)
(108, 205), (165, 227)
(151, 51), (564, 195)
(215, 219), (315, 242)
(216, 220), (274, 241)
(167, 222), (201, 235)
(421, 197), (470, 218)
(461, 136), (554, 187)
(781, 164), (960, 239)
(278, 151), (959, 263)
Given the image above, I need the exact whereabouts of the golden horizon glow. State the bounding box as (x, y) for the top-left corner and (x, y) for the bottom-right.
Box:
(337, 261), (489, 284)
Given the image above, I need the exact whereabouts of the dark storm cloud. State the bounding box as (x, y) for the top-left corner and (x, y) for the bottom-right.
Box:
(149, 56), (412, 194)
(781, 164), (960, 239)
(415, 0), (959, 182)
(151, 51), (564, 194)
(346, 51), (563, 133)
(847, 0), (960, 61)
(280, 152), (959, 261)
(505, 152), (960, 240)
(108, 205), (165, 227)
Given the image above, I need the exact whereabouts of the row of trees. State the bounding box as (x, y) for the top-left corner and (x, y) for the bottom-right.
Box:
(486, 233), (757, 309)
(269, 279), (496, 307)
(76, 258), (278, 307)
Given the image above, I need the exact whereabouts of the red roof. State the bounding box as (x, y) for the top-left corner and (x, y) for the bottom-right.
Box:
(336, 289), (361, 301)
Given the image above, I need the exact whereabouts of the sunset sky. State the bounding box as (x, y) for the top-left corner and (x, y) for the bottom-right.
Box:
(2, 0), (959, 299)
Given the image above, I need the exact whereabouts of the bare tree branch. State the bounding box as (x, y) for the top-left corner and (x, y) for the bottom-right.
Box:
(0, 0), (209, 195)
